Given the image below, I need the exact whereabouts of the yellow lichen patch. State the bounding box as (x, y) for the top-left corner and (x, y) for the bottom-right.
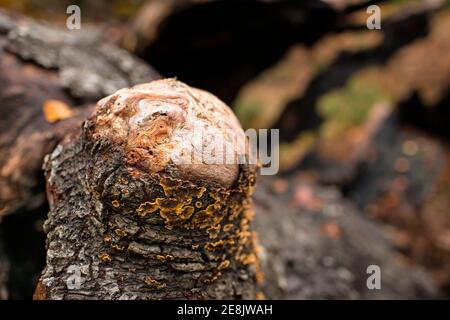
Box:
(144, 276), (166, 289)
(159, 203), (194, 227)
(191, 244), (199, 250)
(190, 209), (222, 229)
(218, 260), (230, 270)
(196, 186), (206, 198)
(238, 253), (257, 265)
(179, 206), (195, 220)
(111, 244), (125, 251)
(115, 228), (127, 237)
(204, 240), (225, 251)
(112, 200), (120, 208)
(160, 177), (183, 197)
(209, 190), (230, 205)
(42, 99), (74, 123)
(207, 224), (221, 239)
(156, 198), (181, 209)
(156, 254), (174, 262)
(99, 253), (111, 262)
(136, 201), (158, 217)
(224, 238), (236, 249)
(223, 224), (234, 232)
(195, 201), (203, 208)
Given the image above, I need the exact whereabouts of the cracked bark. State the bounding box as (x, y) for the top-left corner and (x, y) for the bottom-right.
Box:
(34, 79), (261, 300)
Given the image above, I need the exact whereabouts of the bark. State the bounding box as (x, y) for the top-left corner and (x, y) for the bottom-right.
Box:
(0, 9), (160, 217)
(34, 79), (261, 300)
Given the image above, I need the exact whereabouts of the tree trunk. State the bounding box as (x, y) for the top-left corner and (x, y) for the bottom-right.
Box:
(34, 79), (261, 300)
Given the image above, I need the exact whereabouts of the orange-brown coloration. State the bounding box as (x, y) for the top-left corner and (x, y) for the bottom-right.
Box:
(111, 200), (120, 208)
(111, 244), (125, 251)
(115, 228), (127, 237)
(144, 276), (166, 289)
(92, 79), (246, 188)
(195, 201), (203, 208)
(156, 254), (174, 262)
(43, 99), (74, 123)
(136, 201), (158, 217)
(218, 260), (230, 270)
(88, 80), (260, 289)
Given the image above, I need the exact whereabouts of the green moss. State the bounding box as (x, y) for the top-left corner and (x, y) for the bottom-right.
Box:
(317, 76), (387, 126)
(233, 99), (264, 129)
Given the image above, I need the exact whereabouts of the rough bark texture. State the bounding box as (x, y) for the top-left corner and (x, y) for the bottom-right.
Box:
(34, 79), (260, 300)
(0, 9), (160, 299)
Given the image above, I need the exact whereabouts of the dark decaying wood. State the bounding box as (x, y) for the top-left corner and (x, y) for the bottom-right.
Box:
(0, 9), (160, 218)
(254, 176), (438, 299)
(34, 79), (261, 299)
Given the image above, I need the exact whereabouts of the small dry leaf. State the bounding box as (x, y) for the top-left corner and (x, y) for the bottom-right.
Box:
(43, 99), (74, 123)
(321, 222), (341, 240)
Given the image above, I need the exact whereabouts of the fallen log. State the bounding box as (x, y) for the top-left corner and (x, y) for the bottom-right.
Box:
(0, 10), (160, 217)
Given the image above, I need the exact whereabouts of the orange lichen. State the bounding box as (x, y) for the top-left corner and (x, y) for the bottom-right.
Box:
(111, 244), (125, 251)
(218, 260), (230, 270)
(223, 224), (234, 232)
(205, 240), (225, 251)
(196, 187), (207, 198)
(207, 224), (221, 239)
(156, 254), (174, 262)
(144, 276), (166, 289)
(136, 201), (158, 217)
(99, 253), (112, 262)
(115, 228), (127, 237)
(195, 201), (203, 208)
(238, 253), (257, 265)
(111, 200), (120, 208)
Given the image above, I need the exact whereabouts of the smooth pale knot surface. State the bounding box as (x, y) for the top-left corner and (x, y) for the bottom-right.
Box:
(92, 79), (248, 187)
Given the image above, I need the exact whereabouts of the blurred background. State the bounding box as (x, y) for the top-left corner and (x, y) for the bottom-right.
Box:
(0, 0), (449, 299)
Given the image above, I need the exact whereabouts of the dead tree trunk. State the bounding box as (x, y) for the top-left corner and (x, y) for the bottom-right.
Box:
(34, 79), (261, 300)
